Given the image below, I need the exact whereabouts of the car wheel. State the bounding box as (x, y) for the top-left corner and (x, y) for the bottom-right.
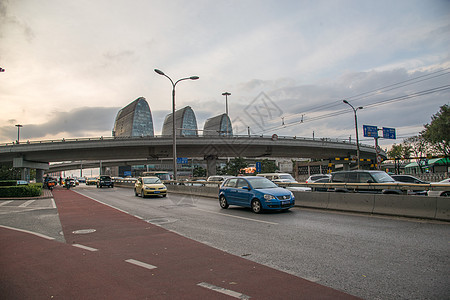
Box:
(162, 194), (167, 197)
(441, 191), (450, 197)
(251, 199), (262, 214)
(134, 189), (138, 196)
(219, 195), (229, 209)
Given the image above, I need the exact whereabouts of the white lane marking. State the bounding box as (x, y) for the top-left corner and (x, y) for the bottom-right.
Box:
(51, 198), (56, 209)
(0, 201), (13, 206)
(192, 208), (278, 225)
(73, 244), (98, 251)
(125, 259), (157, 270)
(0, 224), (55, 240)
(19, 200), (35, 207)
(197, 282), (251, 299)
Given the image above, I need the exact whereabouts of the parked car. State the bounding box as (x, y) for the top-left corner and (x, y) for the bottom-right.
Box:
(329, 170), (401, 194)
(135, 176), (167, 198)
(427, 178), (450, 197)
(257, 173), (311, 192)
(391, 175), (429, 195)
(305, 174), (331, 183)
(97, 175), (114, 188)
(219, 176), (295, 213)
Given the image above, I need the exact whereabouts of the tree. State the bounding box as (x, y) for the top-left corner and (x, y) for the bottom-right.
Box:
(403, 135), (430, 173)
(0, 163), (21, 180)
(421, 104), (450, 156)
(193, 166), (206, 177)
(223, 157), (248, 176)
(260, 159), (278, 173)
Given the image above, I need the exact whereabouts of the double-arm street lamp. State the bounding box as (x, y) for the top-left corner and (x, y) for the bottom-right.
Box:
(154, 69), (199, 180)
(343, 100), (363, 169)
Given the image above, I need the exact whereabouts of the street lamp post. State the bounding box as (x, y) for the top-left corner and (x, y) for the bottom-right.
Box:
(222, 92), (231, 136)
(154, 69), (199, 181)
(15, 124), (23, 144)
(343, 100), (363, 169)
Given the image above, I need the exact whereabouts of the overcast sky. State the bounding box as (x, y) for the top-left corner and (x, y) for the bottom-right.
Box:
(0, 0), (449, 149)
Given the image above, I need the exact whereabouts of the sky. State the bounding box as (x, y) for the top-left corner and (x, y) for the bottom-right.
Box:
(0, 0), (449, 151)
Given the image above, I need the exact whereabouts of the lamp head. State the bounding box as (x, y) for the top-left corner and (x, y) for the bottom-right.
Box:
(190, 76), (199, 80)
(358, 106), (363, 110)
(154, 69), (165, 76)
(343, 100), (349, 104)
(222, 92), (231, 96)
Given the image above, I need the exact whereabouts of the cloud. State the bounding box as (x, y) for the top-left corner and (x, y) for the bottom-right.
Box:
(0, 107), (119, 142)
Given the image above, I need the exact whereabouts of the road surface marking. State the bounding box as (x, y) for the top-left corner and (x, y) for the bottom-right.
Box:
(51, 198), (56, 208)
(0, 201), (13, 206)
(197, 282), (250, 299)
(0, 224), (55, 240)
(73, 244), (98, 251)
(125, 259), (157, 270)
(19, 200), (35, 207)
(74, 191), (131, 215)
(193, 208), (278, 225)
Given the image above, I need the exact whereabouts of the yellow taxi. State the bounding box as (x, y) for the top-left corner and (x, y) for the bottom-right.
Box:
(134, 176), (167, 198)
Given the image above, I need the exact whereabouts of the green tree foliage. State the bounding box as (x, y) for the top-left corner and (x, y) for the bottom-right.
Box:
(260, 159), (279, 173)
(223, 157), (248, 176)
(193, 166), (206, 177)
(0, 163), (21, 180)
(421, 104), (450, 156)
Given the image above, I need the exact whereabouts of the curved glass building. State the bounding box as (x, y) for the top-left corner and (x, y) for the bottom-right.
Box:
(113, 97), (154, 137)
(162, 106), (198, 136)
(203, 113), (233, 136)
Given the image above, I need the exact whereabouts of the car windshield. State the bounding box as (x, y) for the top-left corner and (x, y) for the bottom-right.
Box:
(100, 176), (110, 180)
(247, 177), (278, 189)
(279, 174), (296, 181)
(371, 172), (395, 183)
(143, 178), (162, 184)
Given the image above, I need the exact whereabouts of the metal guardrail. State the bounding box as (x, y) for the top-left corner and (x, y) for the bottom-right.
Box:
(113, 179), (450, 192)
(0, 134), (375, 149)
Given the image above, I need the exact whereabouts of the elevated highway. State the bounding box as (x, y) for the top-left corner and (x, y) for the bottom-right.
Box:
(0, 135), (385, 180)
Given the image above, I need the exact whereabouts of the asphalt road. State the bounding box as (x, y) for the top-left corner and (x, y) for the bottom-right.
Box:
(1, 185), (449, 299)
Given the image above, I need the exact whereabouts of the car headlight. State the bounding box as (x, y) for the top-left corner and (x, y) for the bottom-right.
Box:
(264, 194), (276, 200)
(290, 191), (294, 198)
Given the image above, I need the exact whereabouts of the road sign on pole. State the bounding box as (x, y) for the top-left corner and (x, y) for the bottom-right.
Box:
(256, 161), (262, 173)
(382, 127), (396, 139)
(363, 125), (379, 138)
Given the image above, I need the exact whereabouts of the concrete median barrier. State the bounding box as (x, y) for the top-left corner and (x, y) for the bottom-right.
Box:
(114, 181), (449, 221)
(373, 194), (437, 219)
(327, 193), (375, 213)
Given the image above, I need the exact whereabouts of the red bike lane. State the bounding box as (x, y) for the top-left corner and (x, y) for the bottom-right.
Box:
(1, 188), (360, 299)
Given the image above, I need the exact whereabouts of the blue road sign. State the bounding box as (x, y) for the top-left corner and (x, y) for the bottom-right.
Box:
(256, 161), (262, 173)
(177, 157), (189, 164)
(363, 125), (378, 138)
(382, 127), (396, 139)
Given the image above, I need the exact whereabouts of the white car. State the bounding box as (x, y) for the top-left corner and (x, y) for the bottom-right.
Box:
(427, 178), (450, 197)
(257, 173), (311, 192)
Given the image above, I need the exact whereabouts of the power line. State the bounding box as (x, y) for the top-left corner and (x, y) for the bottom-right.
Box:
(254, 84), (450, 134)
(269, 67), (450, 126)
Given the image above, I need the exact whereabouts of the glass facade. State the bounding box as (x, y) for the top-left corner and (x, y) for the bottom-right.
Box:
(162, 106), (198, 136)
(113, 97), (154, 137)
(181, 108), (198, 136)
(203, 114), (233, 136)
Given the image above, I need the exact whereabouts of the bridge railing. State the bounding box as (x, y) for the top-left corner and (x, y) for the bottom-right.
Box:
(0, 134), (376, 149)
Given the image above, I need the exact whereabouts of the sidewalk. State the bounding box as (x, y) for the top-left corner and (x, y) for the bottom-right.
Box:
(0, 188), (360, 299)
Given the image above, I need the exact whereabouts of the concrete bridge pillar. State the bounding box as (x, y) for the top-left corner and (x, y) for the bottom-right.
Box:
(36, 169), (45, 183)
(205, 155), (217, 177)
